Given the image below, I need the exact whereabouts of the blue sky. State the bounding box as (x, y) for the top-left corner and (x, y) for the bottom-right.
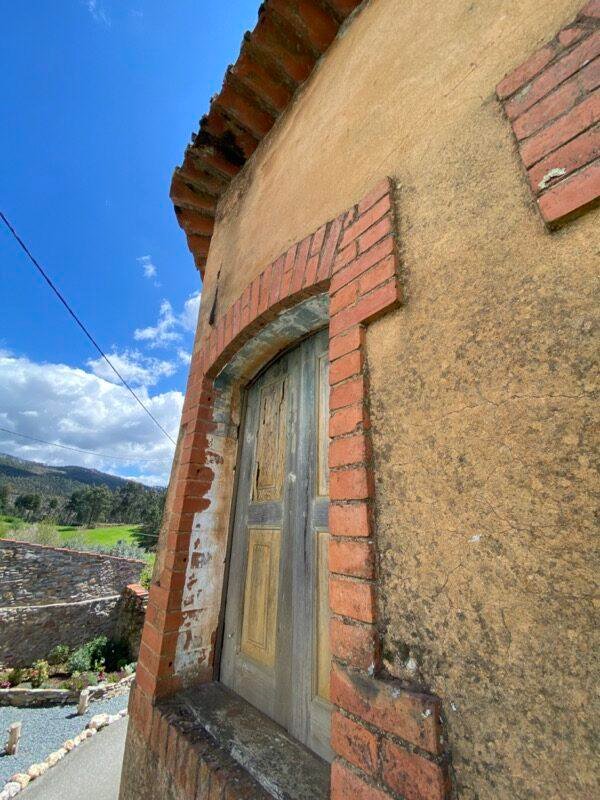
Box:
(0, 1), (258, 485)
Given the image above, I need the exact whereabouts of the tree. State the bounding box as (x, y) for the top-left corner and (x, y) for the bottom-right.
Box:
(47, 497), (59, 514)
(65, 489), (87, 524)
(14, 493), (41, 521)
(64, 486), (111, 526)
(84, 485), (112, 526)
(136, 492), (165, 551)
(0, 483), (10, 513)
(111, 482), (146, 523)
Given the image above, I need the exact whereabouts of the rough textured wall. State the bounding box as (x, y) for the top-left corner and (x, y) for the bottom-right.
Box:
(0, 540), (144, 605)
(0, 541), (145, 666)
(0, 598), (120, 667)
(197, 1), (599, 798)
(115, 584), (149, 661)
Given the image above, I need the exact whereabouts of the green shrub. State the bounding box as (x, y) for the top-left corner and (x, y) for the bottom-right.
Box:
(7, 668), (23, 687)
(109, 541), (146, 560)
(139, 562), (152, 589)
(66, 671), (84, 691)
(68, 636), (108, 673)
(68, 648), (92, 674)
(30, 659), (49, 688)
(60, 534), (88, 550)
(35, 521), (61, 546)
(47, 644), (71, 666)
(65, 671), (98, 692)
(67, 636), (128, 674)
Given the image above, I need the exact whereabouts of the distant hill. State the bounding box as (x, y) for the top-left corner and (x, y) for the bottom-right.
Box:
(0, 452), (162, 498)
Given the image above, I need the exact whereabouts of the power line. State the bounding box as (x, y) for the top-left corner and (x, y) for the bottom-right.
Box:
(0, 425), (172, 463)
(0, 211), (177, 446)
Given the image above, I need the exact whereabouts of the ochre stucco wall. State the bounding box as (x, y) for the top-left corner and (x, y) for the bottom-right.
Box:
(195, 1), (598, 798)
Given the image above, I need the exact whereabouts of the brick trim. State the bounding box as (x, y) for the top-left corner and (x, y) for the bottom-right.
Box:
(496, 2), (600, 227)
(127, 687), (271, 798)
(130, 177), (453, 799)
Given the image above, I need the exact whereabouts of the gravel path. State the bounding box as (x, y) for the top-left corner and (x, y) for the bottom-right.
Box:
(0, 692), (129, 785)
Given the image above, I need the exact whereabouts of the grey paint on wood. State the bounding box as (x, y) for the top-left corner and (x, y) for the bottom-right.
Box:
(220, 330), (332, 761)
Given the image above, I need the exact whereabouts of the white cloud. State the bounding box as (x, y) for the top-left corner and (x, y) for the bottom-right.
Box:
(120, 472), (165, 487)
(137, 255), (157, 280)
(177, 349), (192, 366)
(0, 354), (181, 485)
(84, 0), (110, 26)
(87, 349), (177, 387)
(134, 291), (200, 349)
(180, 292), (201, 333)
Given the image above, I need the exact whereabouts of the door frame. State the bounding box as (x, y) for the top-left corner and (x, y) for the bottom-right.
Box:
(145, 175), (399, 701)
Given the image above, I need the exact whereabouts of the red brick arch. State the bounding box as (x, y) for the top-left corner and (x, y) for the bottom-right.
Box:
(129, 177), (452, 800)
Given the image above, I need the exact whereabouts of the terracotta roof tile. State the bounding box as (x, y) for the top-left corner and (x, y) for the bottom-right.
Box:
(172, 0), (364, 277)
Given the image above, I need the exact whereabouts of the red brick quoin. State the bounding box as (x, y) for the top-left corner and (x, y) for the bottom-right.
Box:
(497, 1), (600, 226)
(130, 177), (452, 800)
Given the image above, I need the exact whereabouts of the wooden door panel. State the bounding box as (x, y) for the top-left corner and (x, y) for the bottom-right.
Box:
(253, 378), (287, 502)
(247, 502), (282, 526)
(241, 528), (281, 668)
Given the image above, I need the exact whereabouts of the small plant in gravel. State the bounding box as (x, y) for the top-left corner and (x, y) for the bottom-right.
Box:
(47, 644), (71, 666)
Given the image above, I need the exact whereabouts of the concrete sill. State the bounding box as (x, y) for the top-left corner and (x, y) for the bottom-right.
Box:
(160, 682), (330, 800)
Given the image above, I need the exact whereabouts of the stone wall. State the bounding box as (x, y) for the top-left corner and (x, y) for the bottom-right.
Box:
(115, 584), (149, 661)
(0, 540), (147, 667)
(0, 539), (143, 606)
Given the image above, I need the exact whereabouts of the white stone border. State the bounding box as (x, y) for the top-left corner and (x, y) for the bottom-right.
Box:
(0, 709), (128, 799)
(0, 673), (135, 709)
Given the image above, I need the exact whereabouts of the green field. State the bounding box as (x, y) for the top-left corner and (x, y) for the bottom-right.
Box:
(1, 516), (141, 547)
(0, 515), (26, 537)
(59, 523), (141, 548)
(1, 515), (149, 556)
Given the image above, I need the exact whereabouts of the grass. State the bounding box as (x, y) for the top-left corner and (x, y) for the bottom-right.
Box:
(0, 514), (26, 536)
(59, 524), (140, 548)
(0, 516), (152, 562)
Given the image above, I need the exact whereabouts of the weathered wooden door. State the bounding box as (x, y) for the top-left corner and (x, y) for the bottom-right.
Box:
(221, 329), (332, 761)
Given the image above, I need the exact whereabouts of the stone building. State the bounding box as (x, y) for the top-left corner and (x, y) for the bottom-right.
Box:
(120, 1), (599, 798)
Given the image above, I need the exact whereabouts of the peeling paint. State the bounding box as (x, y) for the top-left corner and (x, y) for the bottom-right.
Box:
(173, 295), (329, 683)
(538, 167), (566, 190)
